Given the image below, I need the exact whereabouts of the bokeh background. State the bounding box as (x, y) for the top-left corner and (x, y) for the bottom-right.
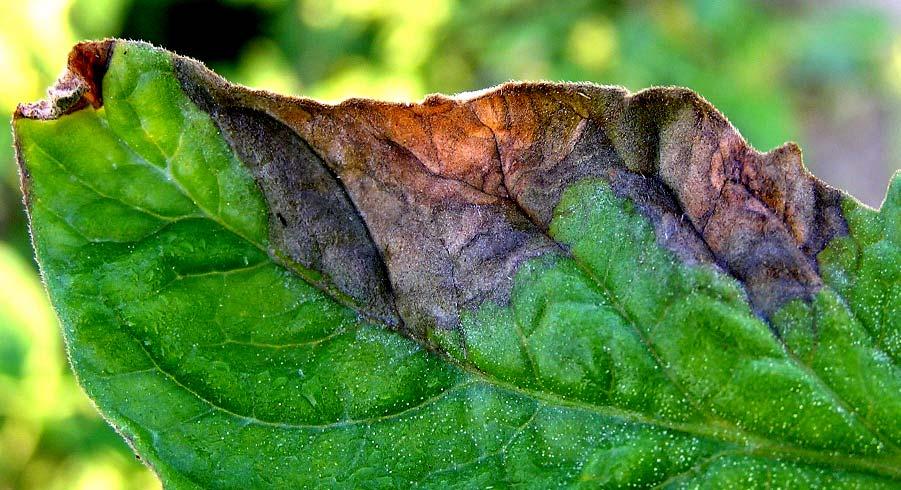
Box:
(2, 0), (900, 488)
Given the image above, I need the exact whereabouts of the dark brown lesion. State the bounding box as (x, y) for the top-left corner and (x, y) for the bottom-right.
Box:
(168, 40), (849, 340)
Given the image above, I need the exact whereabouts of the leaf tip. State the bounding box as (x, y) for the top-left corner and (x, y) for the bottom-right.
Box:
(14, 39), (114, 120)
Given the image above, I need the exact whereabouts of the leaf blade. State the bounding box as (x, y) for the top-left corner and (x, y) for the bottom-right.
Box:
(14, 40), (901, 488)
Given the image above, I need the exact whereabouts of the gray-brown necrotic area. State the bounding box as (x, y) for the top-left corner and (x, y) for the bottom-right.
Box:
(175, 56), (848, 343)
(205, 106), (400, 327)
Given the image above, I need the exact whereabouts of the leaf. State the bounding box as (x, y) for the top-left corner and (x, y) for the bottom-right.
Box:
(13, 40), (900, 488)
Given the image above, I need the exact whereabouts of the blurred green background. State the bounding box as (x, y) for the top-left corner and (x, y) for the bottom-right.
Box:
(2, 0), (900, 488)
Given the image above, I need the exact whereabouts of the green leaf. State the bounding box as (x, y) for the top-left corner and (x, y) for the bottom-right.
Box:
(13, 40), (900, 488)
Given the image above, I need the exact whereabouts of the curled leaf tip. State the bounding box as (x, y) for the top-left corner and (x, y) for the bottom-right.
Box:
(15, 40), (112, 120)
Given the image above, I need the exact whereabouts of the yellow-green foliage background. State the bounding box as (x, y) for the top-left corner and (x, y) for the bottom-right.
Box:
(1, 1), (900, 488)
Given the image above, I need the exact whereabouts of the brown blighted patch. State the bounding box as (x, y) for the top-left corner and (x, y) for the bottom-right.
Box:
(176, 60), (563, 339)
(291, 99), (562, 337)
(614, 88), (847, 316)
(169, 42), (847, 339)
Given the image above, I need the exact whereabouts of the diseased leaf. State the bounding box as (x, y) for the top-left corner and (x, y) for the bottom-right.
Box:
(13, 40), (901, 488)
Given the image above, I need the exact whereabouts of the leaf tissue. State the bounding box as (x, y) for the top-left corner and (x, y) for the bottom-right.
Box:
(12, 40), (900, 488)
